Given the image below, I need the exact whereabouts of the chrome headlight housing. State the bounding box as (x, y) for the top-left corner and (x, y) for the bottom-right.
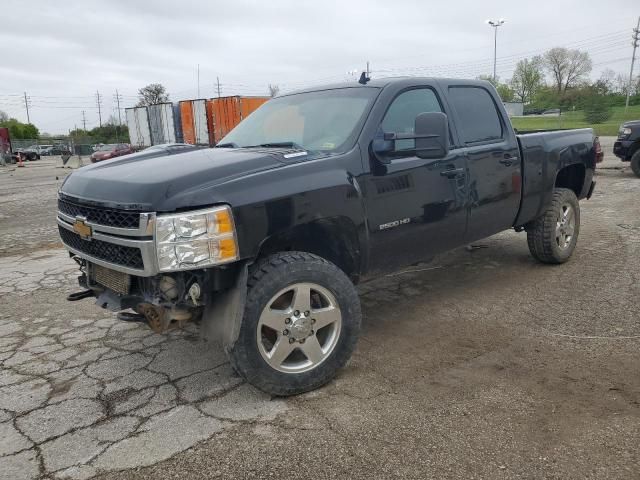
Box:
(619, 126), (632, 137)
(154, 205), (238, 272)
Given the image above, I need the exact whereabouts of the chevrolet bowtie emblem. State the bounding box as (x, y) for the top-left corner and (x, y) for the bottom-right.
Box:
(73, 218), (92, 239)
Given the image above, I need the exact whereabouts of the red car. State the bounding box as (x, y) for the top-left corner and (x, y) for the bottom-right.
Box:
(90, 143), (132, 163)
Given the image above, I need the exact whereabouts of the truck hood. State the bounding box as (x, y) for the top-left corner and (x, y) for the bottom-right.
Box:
(60, 147), (286, 211)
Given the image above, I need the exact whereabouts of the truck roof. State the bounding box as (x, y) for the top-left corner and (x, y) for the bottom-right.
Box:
(286, 77), (491, 96)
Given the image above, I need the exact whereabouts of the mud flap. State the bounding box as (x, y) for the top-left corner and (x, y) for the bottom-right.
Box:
(201, 261), (249, 352)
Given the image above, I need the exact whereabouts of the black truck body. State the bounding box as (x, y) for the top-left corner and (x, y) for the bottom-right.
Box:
(58, 78), (598, 395)
(613, 119), (640, 176)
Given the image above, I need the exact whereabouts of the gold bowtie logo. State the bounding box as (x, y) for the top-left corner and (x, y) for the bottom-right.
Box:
(73, 219), (92, 239)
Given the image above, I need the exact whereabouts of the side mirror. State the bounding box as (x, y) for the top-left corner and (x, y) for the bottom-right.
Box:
(415, 112), (449, 159)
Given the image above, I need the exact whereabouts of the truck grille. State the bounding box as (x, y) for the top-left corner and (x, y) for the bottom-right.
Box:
(59, 226), (144, 270)
(58, 197), (141, 229)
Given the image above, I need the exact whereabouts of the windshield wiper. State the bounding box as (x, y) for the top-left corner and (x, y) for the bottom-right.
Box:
(245, 142), (305, 150)
(215, 142), (239, 148)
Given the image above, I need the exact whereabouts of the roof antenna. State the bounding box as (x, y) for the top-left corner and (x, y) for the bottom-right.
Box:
(358, 71), (370, 85)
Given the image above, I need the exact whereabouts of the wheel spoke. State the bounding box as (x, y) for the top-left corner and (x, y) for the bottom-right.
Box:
(300, 336), (324, 364)
(565, 225), (575, 237)
(565, 209), (575, 227)
(291, 284), (312, 313)
(268, 336), (295, 366)
(312, 306), (340, 330)
(260, 308), (286, 331)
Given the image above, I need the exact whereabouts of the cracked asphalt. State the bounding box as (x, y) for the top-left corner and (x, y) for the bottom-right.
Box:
(0, 141), (638, 479)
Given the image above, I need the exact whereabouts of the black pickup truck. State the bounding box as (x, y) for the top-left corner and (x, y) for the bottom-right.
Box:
(613, 120), (640, 177)
(57, 78), (598, 395)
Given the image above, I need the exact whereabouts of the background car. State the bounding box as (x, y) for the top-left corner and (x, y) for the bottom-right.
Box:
(50, 144), (72, 155)
(90, 143), (133, 163)
(15, 145), (44, 160)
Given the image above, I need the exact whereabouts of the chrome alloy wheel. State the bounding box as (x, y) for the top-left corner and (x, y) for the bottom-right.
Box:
(556, 203), (576, 249)
(257, 282), (342, 373)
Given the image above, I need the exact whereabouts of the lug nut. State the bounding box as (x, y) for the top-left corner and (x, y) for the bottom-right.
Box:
(283, 329), (289, 336)
(300, 338), (306, 344)
(294, 310), (300, 316)
(289, 338), (295, 344)
(284, 318), (291, 324)
(310, 330), (314, 335)
(304, 310), (310, 317)
(311, 319), (316, 324)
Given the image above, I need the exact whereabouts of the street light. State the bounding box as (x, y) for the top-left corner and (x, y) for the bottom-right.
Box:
(486, 18), (506, 82)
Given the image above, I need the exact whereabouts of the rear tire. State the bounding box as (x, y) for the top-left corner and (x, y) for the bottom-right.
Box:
(526, 188), (580, 264)
(631, 150), (640, 178)
(228, 252), (361, 396)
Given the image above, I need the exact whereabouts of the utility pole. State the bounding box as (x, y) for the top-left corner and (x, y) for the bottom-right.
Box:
(81, 111), (87, 131)
(113, 90), (123, 143)
(197, 64), (200, 98)
(216, 76), (221, 98)
(625, 16), (640, 112)
(114, 90), (123, 125)
(487, 19), (506, 83)
(366, 61), (370, 77)
(23, 92), (30, 124)
(95, 91), (102, 127)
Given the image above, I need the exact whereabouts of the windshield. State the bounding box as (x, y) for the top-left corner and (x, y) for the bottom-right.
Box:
(219, 88), (378, 153)
(98, 144), (117, 151)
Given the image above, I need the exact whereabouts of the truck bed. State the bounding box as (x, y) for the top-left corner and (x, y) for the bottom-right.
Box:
(515, 128), (596, 226)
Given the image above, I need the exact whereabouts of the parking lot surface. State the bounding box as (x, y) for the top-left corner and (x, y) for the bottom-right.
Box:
(0, 144), (638, 479)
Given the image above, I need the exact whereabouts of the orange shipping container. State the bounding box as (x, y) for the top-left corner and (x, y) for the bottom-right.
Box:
(207, 96), (269, 144)
(179, 99), (209, 145)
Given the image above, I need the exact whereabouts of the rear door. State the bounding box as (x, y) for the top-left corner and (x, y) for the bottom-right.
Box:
(446, 85), (521, 241)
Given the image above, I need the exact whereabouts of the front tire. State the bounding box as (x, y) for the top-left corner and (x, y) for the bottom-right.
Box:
(526, 188), (580, 264)
(630, 150), (640, 178)
(228, 252), (361, 396)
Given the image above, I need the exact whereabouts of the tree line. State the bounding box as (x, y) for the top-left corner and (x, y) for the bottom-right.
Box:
(484, 47), (640, 119)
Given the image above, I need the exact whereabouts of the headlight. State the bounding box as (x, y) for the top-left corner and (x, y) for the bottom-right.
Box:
(155, 205), (238, 272)
(620, 127), (632, 136)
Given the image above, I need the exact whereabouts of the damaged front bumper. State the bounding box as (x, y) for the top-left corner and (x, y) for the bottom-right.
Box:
(71, 257), (242, 334)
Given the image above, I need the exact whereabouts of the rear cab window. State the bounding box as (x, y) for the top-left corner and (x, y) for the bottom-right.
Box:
(448, 86), (504, 144)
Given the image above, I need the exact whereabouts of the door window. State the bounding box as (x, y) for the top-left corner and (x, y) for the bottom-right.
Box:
(448, 86), (503, 144)
(381, 88), (443, 151)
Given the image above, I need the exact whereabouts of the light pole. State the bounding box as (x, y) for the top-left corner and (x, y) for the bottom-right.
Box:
(486, 19), (505, 82)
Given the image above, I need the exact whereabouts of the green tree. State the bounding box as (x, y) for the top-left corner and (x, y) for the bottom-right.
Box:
(0, 117), (39, 139)
(137, 83), (169, 106)
(510, 57), (543, 104)
(476, 75), (514, 101)
(543, 48), (592, 93)
(584, 94), (612, 124)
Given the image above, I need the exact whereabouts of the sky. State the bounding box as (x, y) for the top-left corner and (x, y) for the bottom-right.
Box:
(1, 0), (636, 134)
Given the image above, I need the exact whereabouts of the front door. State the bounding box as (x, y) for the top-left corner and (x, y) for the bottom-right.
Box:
(362, 87), (468, 275)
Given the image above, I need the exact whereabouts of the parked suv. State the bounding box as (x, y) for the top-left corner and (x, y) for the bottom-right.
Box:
(613, 120), (640, 177)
